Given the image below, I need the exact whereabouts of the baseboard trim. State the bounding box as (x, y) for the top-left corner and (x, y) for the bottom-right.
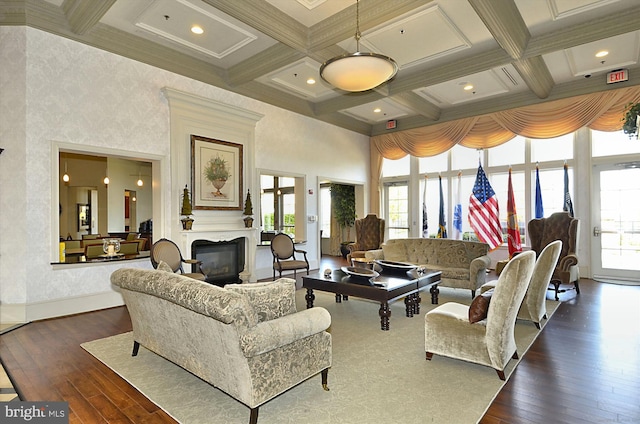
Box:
(2, 291), (125, 323)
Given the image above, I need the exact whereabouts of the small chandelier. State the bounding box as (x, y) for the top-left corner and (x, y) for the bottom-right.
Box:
(319, 0), (398, 92)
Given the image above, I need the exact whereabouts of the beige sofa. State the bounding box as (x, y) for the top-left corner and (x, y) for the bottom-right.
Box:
(111, 267), (332, 424)
(365, 238), (491, 298)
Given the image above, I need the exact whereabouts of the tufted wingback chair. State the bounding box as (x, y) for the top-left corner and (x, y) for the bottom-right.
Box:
(528, 212), (580, 300)
(347, 214), (385, 262)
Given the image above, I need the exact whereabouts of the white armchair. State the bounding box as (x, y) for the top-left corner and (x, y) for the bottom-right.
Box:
(424, 251), (536, 380)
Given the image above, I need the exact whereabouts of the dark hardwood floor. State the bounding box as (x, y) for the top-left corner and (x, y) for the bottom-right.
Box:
(1, 256), (639, 423)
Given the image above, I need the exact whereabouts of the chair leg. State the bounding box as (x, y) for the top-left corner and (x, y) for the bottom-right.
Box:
(321, 368), (329, 391)
(132, 341), (140, 357)
(512, 351), (519, 359)
(471, 289), (476, 299)
(534, 322), (541, 330)
(249, 407), (259, 424)
(574, 279), (580, 294)
(426, 352), (433, 361)
(496, 370), (506, 381)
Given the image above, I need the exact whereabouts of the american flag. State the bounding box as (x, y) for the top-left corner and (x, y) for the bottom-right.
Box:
(469, 163), (503, 250)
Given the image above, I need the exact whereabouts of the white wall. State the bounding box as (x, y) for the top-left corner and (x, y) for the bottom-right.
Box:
(0, 27), (369, 322)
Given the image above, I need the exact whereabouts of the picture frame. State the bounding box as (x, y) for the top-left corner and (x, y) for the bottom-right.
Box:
(77, 204), (90, 231)
(191, 135), (243, 210)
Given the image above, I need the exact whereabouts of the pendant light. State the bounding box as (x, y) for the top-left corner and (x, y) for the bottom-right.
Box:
(319, 0), (398, 92)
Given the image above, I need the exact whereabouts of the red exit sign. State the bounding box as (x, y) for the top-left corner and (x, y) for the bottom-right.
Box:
(606, 69), (628, 84)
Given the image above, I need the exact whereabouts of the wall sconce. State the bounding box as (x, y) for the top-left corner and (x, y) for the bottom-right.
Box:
(62, 161), (70, 182)
(103, 176), (110, 185)
(137, 175), (143, 187)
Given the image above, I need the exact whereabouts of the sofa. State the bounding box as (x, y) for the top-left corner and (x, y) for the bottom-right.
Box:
(365, 238), (491, 298)
(111, 267), (332, 424)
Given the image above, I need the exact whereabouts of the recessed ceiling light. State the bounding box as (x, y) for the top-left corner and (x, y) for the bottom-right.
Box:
(463, 84), (474, 91)
(307, 78), (316, 85)
(191, 25), (204, 35)
(373, 108), (382, 113)
(595, 50), (609, 58)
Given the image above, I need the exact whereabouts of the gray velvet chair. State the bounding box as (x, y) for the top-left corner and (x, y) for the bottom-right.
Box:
(481, 240), (562, 329)
(425, 250), (536, 380)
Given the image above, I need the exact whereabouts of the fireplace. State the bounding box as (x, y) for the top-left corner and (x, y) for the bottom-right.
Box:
(191, 238), (245, 285)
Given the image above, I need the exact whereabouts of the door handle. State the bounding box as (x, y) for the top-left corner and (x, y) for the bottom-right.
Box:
(593, 226), (601, 237)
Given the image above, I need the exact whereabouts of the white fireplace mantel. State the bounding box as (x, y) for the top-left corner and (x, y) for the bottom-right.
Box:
(180, 228), (259, 282)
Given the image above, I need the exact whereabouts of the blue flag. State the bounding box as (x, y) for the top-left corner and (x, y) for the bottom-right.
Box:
(437, 175), (447, 238)
(453, 171), (462, 239)
(535, 165), (544, 219)
(563, 163), (574, 217)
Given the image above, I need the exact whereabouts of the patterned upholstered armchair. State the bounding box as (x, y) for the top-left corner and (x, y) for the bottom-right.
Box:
(347, 214), (385, 262)
(528, 212), (580, 300)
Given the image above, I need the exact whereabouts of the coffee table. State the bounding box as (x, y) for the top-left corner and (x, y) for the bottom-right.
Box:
(302, 268), (441, 331)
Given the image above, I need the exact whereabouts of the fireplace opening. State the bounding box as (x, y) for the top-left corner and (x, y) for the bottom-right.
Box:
(191, 238), (245, 285)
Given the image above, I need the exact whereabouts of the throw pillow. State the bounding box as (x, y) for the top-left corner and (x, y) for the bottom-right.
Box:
(156, 260), (173, 273)
(469, 289), (494, 323)
(225, 279), (296, 323)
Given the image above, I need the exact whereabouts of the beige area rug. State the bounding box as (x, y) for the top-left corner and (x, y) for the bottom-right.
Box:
(81, 288), (559, 424)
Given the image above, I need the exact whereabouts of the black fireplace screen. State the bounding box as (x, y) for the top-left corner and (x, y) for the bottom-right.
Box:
(191, 238), (245, 285)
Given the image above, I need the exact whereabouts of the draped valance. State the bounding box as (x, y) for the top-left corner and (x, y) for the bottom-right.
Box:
(369, 85), (640, 214)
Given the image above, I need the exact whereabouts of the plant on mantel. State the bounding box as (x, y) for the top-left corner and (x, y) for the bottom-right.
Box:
(622, 102), (640, 139)
(180, 185), (194, 230)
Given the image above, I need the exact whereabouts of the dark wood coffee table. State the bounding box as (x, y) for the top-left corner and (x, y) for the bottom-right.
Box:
(302, 268), (441, 331)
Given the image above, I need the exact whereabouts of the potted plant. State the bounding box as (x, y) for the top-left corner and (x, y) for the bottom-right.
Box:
(243, 189), (254, 228)
(180, 185), (194, 230)
(203, 155), (231, 197)
(622, 102), (640, 139)
(330, 183), (356, 258)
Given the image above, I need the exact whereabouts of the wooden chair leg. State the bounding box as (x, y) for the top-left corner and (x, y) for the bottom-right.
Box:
(321, 368), (329, 391)
(249, 407), (259, 424)
(132, 341), (140, 357)
(512, 351), (519, 359)
(496, 369), (506, 380)
(426, 352), (434, 360)
(534, 322), (541, 330)
(574, 279), (581, 294)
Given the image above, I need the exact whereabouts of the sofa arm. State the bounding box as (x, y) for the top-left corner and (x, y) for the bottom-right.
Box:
(558, 254), (578, 271)
(239, 307), (331, 357)
(470, 255), (491, 284)
(365, 249), (384, 261)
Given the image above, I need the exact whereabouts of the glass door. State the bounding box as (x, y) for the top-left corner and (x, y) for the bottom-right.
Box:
(591, 163), (640, 282)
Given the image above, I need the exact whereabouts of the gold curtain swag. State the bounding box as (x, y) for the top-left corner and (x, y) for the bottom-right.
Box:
(369, 85), (640, 215)
(372, 85), (640, 159)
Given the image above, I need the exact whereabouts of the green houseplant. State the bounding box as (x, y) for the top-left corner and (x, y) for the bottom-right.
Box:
(330, 183), (356, 258)
(622, 102), (640, 139)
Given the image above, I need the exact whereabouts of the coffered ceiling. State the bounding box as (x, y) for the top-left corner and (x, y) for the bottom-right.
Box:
(4, 0), (640, 135)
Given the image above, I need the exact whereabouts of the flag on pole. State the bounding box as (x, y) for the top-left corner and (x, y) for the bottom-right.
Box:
(507, 167), (522, 258)
(452, 171), (463, 240)
(422, 176), (428, 238)
(469, 163), (503, 250)
(563, 162), (574, 217)
(535, 164), (544, 219)
(437, 175), (447, 238)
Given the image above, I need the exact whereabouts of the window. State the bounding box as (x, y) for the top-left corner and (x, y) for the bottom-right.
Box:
(592, 130), (640, 157)
(260, 175), (296, 237)
(320, 185), (331, 237)
(384, 182), (409, 239)
(380, 132), (578, 247)
(382, 156), (410, 177)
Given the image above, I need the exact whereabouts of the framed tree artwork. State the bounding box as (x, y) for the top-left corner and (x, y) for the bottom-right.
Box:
(191, 135), (243, 210)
